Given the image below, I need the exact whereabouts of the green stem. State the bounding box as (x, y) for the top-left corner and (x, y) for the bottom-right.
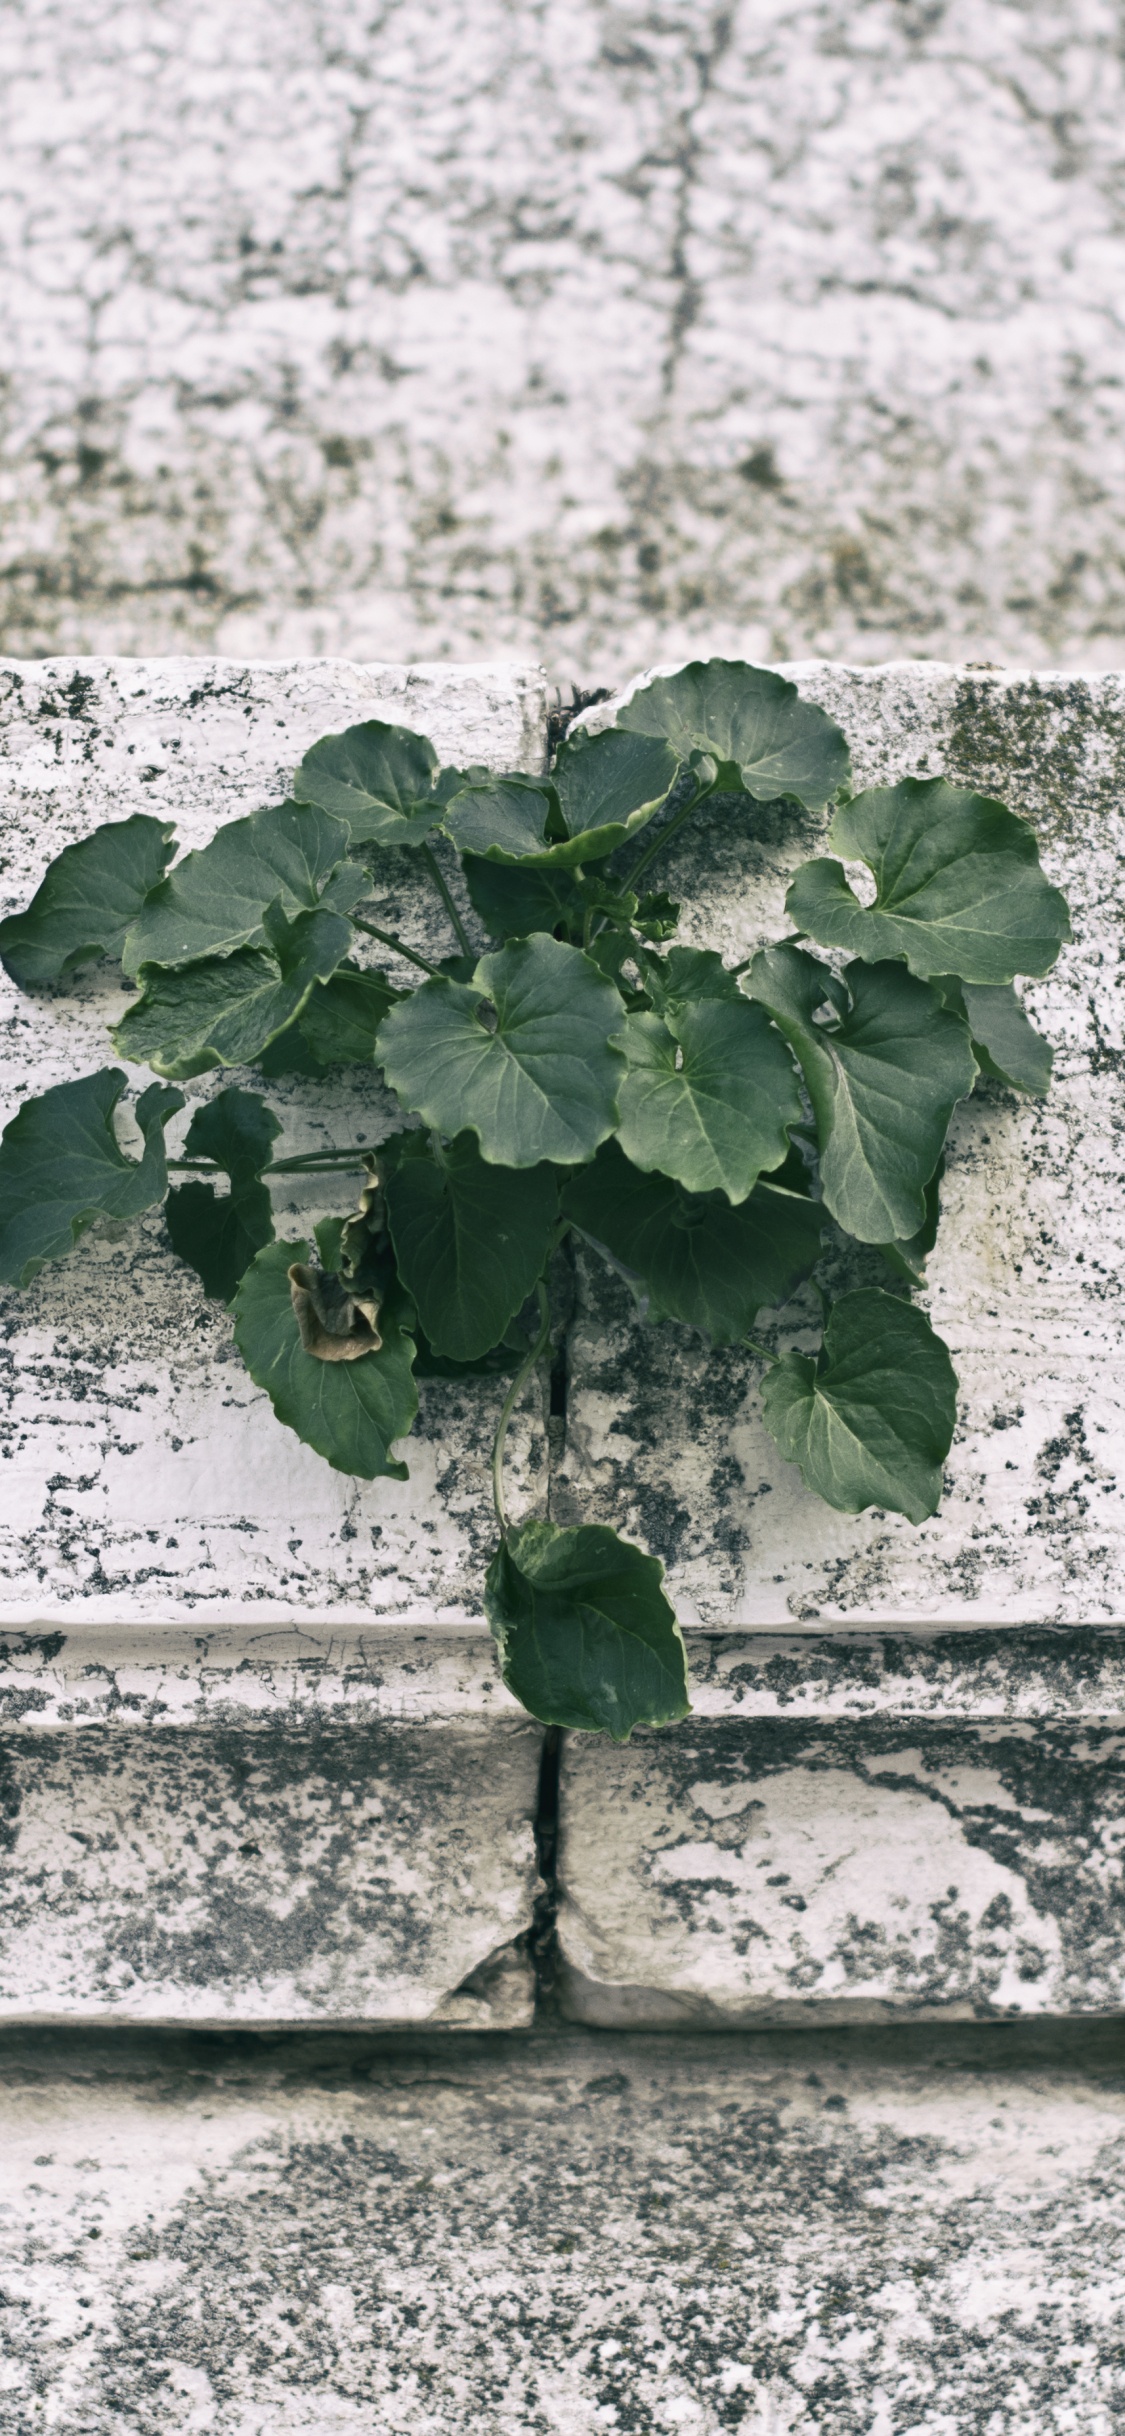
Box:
(621, 781), (708, 891)
(742, 1336), (777, 1364)
(422, 844), (473, 960)
(491, 1280), (552, 1537)
(168, 1152), (374, 1177)
(352, 917), (444, 977)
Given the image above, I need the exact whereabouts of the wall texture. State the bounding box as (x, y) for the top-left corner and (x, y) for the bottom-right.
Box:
(3, 1), (1125, 687)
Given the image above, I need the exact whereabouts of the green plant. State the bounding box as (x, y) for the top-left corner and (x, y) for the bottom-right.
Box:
(0, 662), (1070, 1737)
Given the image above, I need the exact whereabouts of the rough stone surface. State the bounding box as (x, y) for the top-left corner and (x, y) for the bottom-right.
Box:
(556, 1629), (1125, 2026)
(4, 3), (1125, 689)
(0, 657), (549, 1624)
(3, 2023), (1125, 2432)
(559, 662), (1125, 1625)
(0, 1629), (540, 2026)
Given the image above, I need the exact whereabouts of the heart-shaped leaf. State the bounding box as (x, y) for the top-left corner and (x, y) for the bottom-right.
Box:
(615, 997), (801, 1203)
(615, 659), (851, 808)
(935, 977), (1053, 1094)
(114, 906), (355, 1080)
(484, 1516), (688, 1739)
(760, 1287), (957, 1522)
(123, 801), (358, 975)
(291, 719), (460, 850)
(233, 1238), (418, 1480)
(563, 1140), (824, 1342)
(747, 945), (976, 1242)
(786, 778), (1071, 983)
(165, 1087), (281, 1302)
(0, 1068), (183, 1287)
(385, 1133), (558, 1360)
(377, 934), (626, 1167)
(0, 815), (176, 988)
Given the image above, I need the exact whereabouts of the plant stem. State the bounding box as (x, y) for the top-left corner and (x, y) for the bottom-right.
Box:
(422, 844), (473, 960)
(491, 1281), (552, 1537)
(742, 1336), (777, 1364)
(352, 917), (444, 977)
(621, 781), (708, 891)
(168, 1152), (373, 1177)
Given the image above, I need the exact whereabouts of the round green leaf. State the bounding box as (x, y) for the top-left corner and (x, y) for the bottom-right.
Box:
(376, 934), (626, 1167)
(291, 719), (447, 849)
(0, 814), (176, 989)
(615, 997), (801, 1204)
(297, 965), (401, 1067)
(441, 779), (559, 861)
(0, 1068), (183, 1288)
(786, 777), (1071, 983)
(122, 800), (357, 975)
(616, 659), (851, 809)
(113, 907), (354, 1080)
(385, 1134), (558, 1360)
(563, 1141), (823, 1343)
(484, 1517), (689, 1739)
(760, 1288), (957, 1523)
(442, 731), (678, 869)
(748, 945), (977, 1243)
(233, 1239), (418, 1481)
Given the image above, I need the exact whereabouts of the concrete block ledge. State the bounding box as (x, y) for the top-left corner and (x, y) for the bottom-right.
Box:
(557, 1628), (1125, 2030)
(0, 1630), (542, 2028)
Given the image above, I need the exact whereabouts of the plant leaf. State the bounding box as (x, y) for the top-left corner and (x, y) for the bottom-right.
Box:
(166, 1179), (274, 1304)
(461, 854), (587, 942)
(292, 719), (457, 850)
(444, 730), (678, 869)
(377, 934), (626, 1167)
(178, 1086), (282, 1182)
(484, 1516), (689, 1738)
(877, 1160), (943, 1286)
(297, 964), (401, 1066)
(0, 815), (177, 988)
(122, 800), (358, 975)
(786, 777), (1071, 983)
(441, 779), (559, 861)
(113, 906), (354, 1081)
(747, 945), (976, 1242)
(638, 945), (742, 1013)
(615, 659), (851, 808)
(934, 976), (1053, 1094)
(615, 997), (801, 1203)
(563, 1140), (824, 1342)
(759, 1287), (957, 1523)
(546, 728), (679, 860)
(164, 1086), (281, 1302)
(385, 1133), (558, 1360)
(232, 1238), (418, 1480)
(0, 1068), (183, 1287)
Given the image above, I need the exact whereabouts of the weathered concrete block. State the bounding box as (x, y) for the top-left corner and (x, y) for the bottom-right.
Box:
(562, 664), (1125, 1624)
(558, 1629), (1125, 2026)
(4, 2025), (1125, 2433)
(0, 1628), (541, 2026)
(0, 657), (549, 1624)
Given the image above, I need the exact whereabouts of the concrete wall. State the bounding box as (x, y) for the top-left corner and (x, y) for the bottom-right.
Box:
(4, 3), (1125, 687)
(3, 652), (1125, 2427)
